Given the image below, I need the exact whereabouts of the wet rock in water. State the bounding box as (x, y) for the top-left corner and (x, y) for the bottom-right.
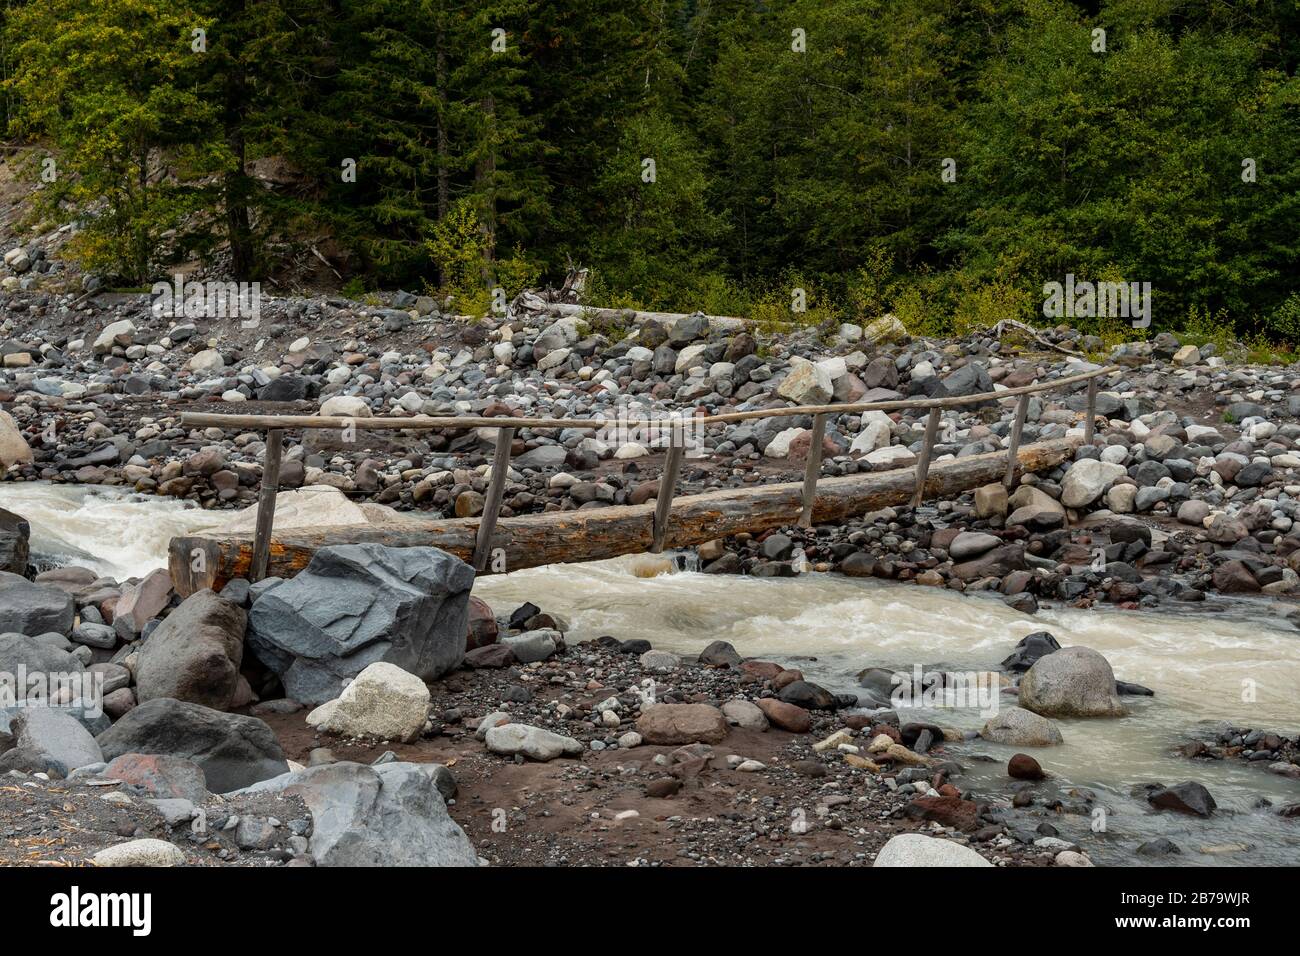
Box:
(0, 571), (75, 636)
(247, 544), (473, 706)
(636, 703), (729, 744)
(1004, 592), (1039, 615)
(484, 723), (583, 761)
(306, 661), (431, 743)
(96, 698), (289, 793)
(0, 508), (29, 575)
(92, 838), (186, 867)
(1000, 631), (1061, 672)
(1136, 837), (1182, 857)
(134, 589), (245, 710)
(507, 602), (541, 629)
(873, 833), (992, 867)
(235, 761), (478, 866)
(1148, 781), (1217, 817)
(1007, 752), (1045, 780)
(1019, 646), (1126, 718)
(1115, 680), (1154, 696)
(981, 706), (1064, 747)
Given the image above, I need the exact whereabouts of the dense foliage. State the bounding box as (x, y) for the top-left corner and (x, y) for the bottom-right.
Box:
(2, 0), (1297, 338)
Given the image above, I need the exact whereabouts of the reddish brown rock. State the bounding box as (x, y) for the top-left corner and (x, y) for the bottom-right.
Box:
(1008, 753), (1044, 780)
(465, 596), (499, 650)
(771, 669), (804, 691)
(464, 644), (516, 668)
(645, 777), (682, 798)
(905, 795), (981, 831)
(103, 753), (209, 802)
(740, 660), (784, 680)
(635, 703), (729, 745)
(754, 698), (811, 733)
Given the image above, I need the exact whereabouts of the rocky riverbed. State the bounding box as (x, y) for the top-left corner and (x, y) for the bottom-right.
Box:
(1, 281), (1298, 867)
(1, 285), (1298, 618)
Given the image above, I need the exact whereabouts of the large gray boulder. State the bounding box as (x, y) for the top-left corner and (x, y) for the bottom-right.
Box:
(0, 572), (74, 636)
(135, 589), (245, 709)
(96, 698), (289, 793)
(235, 761), (478, 866)
(0, 706), (103, 773)
(0, 508), (29, 575)
(247, 544), (473, 705)
(1019, 646), (1126, 718)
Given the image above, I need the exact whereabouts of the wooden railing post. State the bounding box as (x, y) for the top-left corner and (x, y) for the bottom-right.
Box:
(798, 412), (828, 528)
(1083, 376), (1099, 445)
(910, 408), (942, 508)
(651, 417), (686, 554)
(473, 426), (516, 572)
(249, 428), (283, 583)
(1004, 393), (1030, 488)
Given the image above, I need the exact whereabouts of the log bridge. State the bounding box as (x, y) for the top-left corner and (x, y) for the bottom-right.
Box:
(168, 365), (1117, 597)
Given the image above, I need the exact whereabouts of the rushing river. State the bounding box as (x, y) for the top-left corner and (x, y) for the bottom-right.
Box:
(2, 482), (1298, 866)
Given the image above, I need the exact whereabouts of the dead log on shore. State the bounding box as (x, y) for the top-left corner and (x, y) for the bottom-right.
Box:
(169, 437), (1078, 597)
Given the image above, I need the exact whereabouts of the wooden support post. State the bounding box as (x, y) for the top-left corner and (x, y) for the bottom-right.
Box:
(249, 429), (283, 583)
(798, 413), (828, 528)
(1083, 377), (1098, 445)
(910, 408), (942, 508)
(651, 425), (686, 554)
(473, 427), (516, 572)
(1004, 394), (1030, 488)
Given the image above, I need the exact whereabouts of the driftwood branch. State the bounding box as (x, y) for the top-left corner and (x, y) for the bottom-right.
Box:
(991, 319), (1084, 357)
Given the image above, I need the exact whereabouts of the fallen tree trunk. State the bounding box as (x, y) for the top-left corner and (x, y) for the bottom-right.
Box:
(513, 294), (749, 333)
(168, 437), (1078, 596)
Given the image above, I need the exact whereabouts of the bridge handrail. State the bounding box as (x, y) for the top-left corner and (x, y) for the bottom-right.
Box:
(176, 363), (1119, 579)
(178, 364), (1120, 432)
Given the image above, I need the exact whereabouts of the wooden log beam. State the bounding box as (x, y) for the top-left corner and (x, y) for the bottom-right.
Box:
(168, 436), (1081, 596)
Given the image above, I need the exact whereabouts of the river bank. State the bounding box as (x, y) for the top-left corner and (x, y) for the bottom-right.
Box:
(0, 484), (1296, 867)
(1, 288), (1298, 868)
